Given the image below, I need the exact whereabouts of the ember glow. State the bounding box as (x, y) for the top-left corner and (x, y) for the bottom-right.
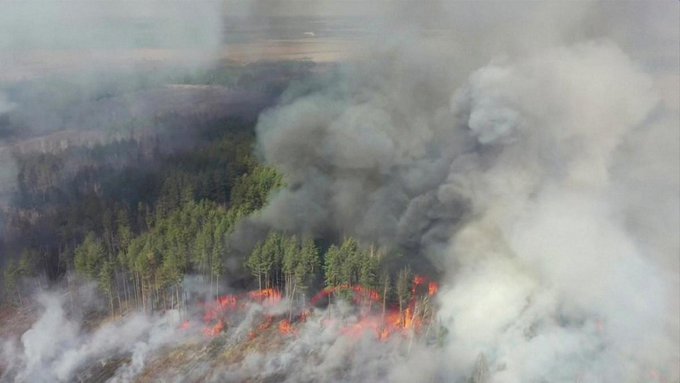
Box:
(248, 288), (283, 305)
(428, 282), (439, 297)
(278, 319), (295, 336)
(197, 275), (438, 340)
(310, 285), (382, 306)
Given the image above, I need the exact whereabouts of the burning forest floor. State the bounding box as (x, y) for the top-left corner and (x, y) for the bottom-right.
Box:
(143, 276), (443, 382)
(0, 275), (446, 383)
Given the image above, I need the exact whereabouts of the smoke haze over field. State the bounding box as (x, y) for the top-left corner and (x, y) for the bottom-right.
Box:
(0, 1), (678, 382)
(0, 1), (223, 74)
(0, 1), (226, 217)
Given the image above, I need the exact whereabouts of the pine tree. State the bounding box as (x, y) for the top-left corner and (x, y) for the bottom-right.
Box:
(396, 266), (413, 327)
(246, 242), (265, 290)
(339, 238), (360, 286)
(380, 271), (391, 324)
(74, 232), (105, 279)
(297, 238), (320, 292)
(116, 207), (133, 252)
(18, 249), (42, 279)
(194, 225), (212, 277)
(210, 231), (225, 298)
(359, 252), (379, 291)
(3, 260), (22, 305)
(282, 235), (300, 301)
(99, 260), (116, 314)
(324, 245), (343, 288)
(261, 232), (283, 289)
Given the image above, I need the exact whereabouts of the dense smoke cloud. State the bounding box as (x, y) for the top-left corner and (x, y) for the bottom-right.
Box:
(248, 1), (679, 381)
(438, 43), (676, 381)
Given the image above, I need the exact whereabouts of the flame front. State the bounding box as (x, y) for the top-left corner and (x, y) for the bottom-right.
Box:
(248, 288), (282, 305)
(278, 319), (295, 335)
(197, 275), (438, 342)
(428, 282), (439, 296)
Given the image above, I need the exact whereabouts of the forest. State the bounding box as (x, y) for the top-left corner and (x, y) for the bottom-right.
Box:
(0, 62), (427, 327)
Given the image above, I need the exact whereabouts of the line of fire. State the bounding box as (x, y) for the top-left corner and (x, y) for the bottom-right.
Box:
(185, 274), (441, 343)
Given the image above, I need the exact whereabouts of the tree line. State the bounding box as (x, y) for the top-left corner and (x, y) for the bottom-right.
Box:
(245, 232), (427, 325)
(2, 115), (431, 327)
(1, 121), (280, 310)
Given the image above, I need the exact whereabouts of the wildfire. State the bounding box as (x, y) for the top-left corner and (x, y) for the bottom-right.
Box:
(218, 295), (238, 309)
(298, 310), (311, 323)
(203, 319), (225, 337)
(309, 275), (438, 341)
(278, 319), (295, 335)
(378, 326), (391, 342)
(248, 288), (283, 306)
(203, 294), (240, 323)
(337, 305), (427, 342)
(310, 285), (383, 306)
(341, 316), (382, 339)
(197, 275), (439, 342)
(428, 281), (439, 296)
(201, 289), (285, 338)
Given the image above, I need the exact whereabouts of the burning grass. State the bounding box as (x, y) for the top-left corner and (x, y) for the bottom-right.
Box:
(0, 275), (442, 382)
(197, 275), (439, 343)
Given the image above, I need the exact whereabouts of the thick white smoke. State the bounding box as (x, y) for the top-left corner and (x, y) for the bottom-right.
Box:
(435, 43), (677, 381)
(0, 290), (187, 383)
(246, 2), (679, 382)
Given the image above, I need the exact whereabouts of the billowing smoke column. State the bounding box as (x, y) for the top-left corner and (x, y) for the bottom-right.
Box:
(1, 1), (677, 382)
(248, 3), (679, 382)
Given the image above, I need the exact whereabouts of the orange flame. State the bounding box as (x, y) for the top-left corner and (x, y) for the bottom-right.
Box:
(340, 316), (382, 339)
(278, 319), (295, 335)
(428, 282), (439, 296)
(218, 295), (238, 309)
(310, 285), (382, 306)
(203, 319), (224, 337)
(378, 326), (391, 342)
(249, 289), (283, 306)
(203, 294), (240, 323)
(298, 310), (311, 322)
(196, 275), (441, 342)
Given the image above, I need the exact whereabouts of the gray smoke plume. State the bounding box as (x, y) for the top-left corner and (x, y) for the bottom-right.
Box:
(245, 1), (679, 381)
